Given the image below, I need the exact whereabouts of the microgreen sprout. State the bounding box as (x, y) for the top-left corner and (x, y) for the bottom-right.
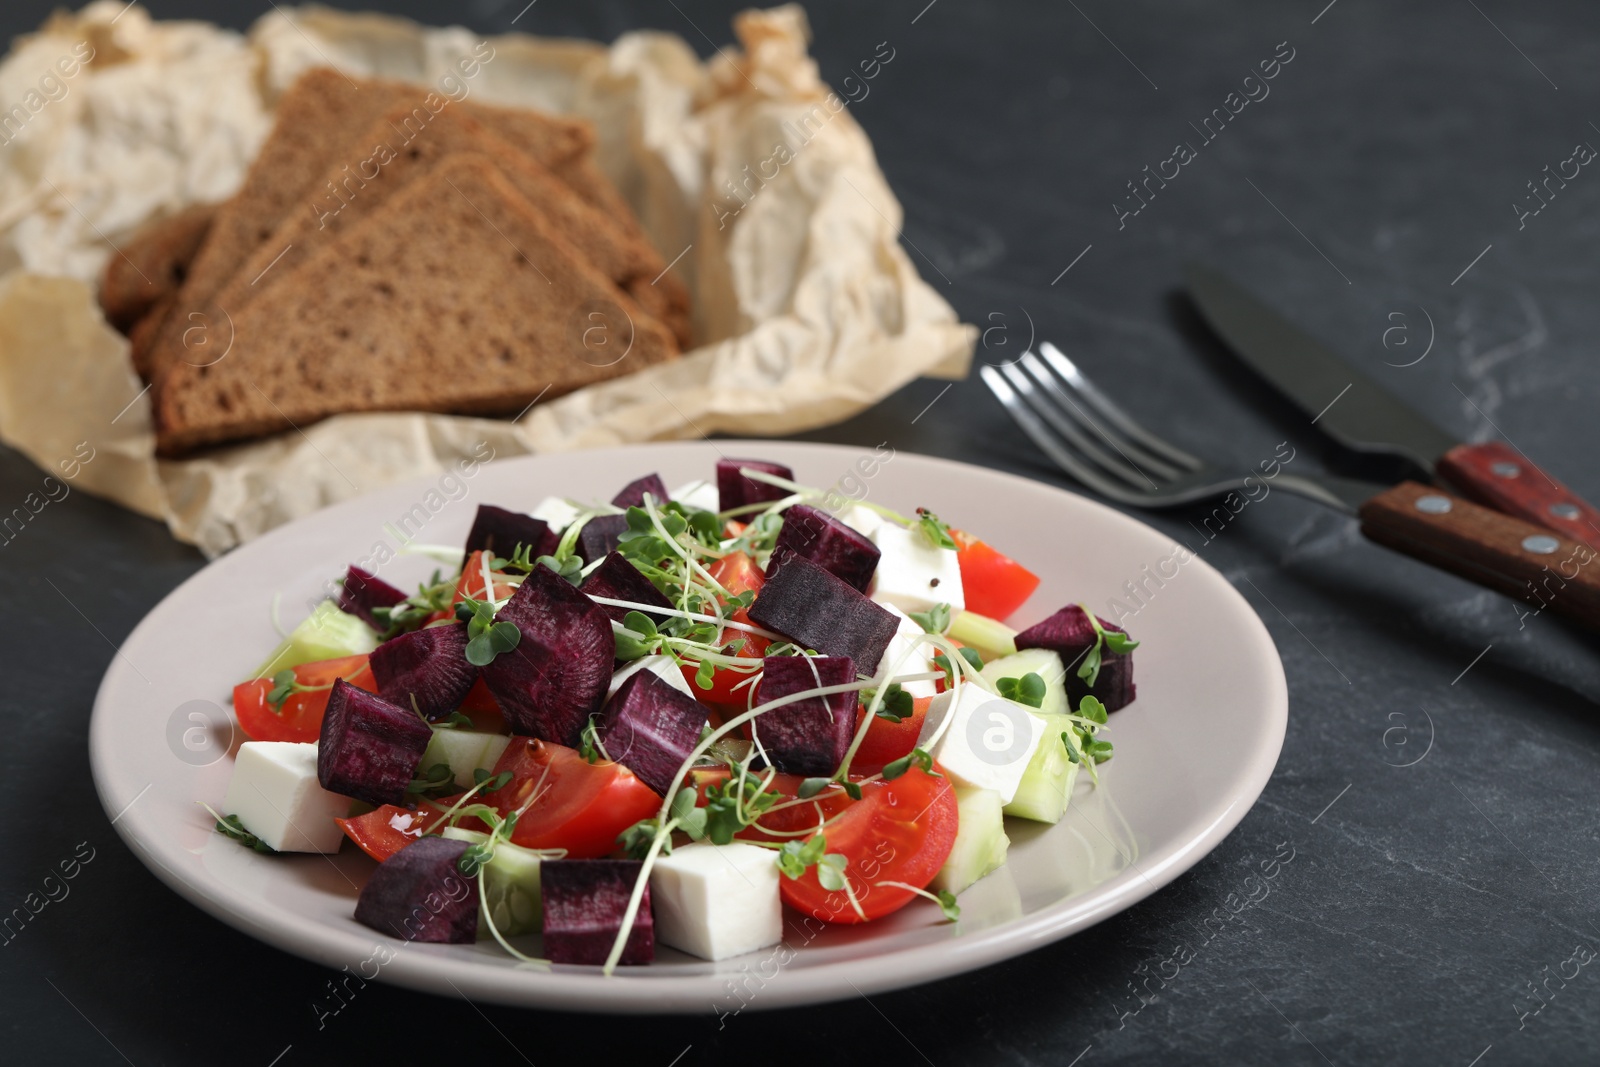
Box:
(265, 661), (372, 713)
(454, 595), (521, 667)
(489, 543), (539, 573)
(1077, 607), (1140, 687)
(775, 832), (849, 894)
(875, 881), (961, 922)
(200, 803), (277, 854)
(996, 672), (1047, 708)
(863, 681), (914, 723)
(908, 602), (952, 635)
(915, 507), (958, 550)
(371, 568), (458, 637)
(932, 647), (985, 686)
(579, 717), (608, 765)
(881, 747), (937, 781)
(537, 554), (584, 585)
(407, 762), (456, 798)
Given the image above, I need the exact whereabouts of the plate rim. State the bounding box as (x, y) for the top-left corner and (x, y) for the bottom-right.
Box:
(90, 440), (1287, 1013)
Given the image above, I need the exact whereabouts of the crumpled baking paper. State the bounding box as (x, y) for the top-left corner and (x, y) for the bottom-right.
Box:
(0, 2), (974, 556)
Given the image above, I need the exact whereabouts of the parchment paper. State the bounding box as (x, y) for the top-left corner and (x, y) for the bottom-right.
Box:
(0, 2), (974, 556)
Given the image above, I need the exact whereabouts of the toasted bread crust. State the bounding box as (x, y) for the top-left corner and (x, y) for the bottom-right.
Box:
(211, 103), (691, 350)
(154, 157), (679, 454)
(98, 201), (217, 334)
(138, 68), (595, 382)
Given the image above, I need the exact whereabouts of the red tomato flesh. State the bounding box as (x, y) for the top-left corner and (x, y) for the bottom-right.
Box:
(680, 552), (769, 704)
(482, 738), (662, 858)
(452, 550), (517, 607)
(752, 766), (959, 924)
(336, 798), (475, 863)
(790, 767), (958, 924)
(233, 654), (372, 743)
(850, 695), (933, 775)
(952, 530), (1040, 621)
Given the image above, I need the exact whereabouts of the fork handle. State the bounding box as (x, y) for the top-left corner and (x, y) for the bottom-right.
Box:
(1436, 441), (1600, 546)
(1359, 481), (1600, 631)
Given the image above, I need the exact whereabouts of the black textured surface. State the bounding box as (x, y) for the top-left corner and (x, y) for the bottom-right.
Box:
(5, 2), (1600, 1064)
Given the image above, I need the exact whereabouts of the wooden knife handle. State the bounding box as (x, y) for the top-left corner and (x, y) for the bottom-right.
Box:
(1359, 480), (1600, 631)
(1437, 441), (1600, 546)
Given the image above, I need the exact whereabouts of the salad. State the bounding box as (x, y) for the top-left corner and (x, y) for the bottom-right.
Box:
(212, 458), (1138, 972)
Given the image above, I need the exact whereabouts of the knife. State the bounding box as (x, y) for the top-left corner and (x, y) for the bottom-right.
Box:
(1184, 263), (1600, 547)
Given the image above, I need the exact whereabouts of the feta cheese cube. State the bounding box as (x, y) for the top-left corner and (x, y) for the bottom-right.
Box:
(421, 729), (512, 789)
(607, 653), (695, 700)
(915, 684), (1044, 804)
(223, 742), (351, 853)
(880, 604), (939, 698)
(833, 503), (882, 539)
(649, 842), (782, 961)
(529, 496), (582, 530)
(868, 522), (965, 616)
(670, 479), (722, 514)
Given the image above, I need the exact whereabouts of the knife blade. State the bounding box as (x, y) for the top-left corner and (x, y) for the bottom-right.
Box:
(1184, 263), (1600, 545)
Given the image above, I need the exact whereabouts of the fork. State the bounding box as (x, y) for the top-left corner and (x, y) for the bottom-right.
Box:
(982, 343), (1600, 631)
(979, 342), (1373, 514)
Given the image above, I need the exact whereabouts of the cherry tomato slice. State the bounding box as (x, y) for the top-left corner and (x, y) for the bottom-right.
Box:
(482, 738), (662, 858)
(452, 550), (517, 607)
(679, 552), (769, 703)
(765, 766), (958, 924)
(233, 654), (372, 743)
(453, 677), (506, 733)
(951, 530), (1040, 621)
(336, 798), (474, 862)
(850, 695), (933, 775)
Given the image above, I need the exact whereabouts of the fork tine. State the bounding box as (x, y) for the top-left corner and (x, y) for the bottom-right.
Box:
(1037, 342), (1204, 471)
(1018, 351), (1185, 481)
(979, 367), (1146, 504)
(999, 362), (1159, 491)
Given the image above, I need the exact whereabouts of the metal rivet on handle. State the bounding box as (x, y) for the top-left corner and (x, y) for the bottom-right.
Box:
(1550, 502), (1580, 520)
(1415, 495), (1453, 514)
(1521, 534), (1560, 554)
(1491, 461), (1521, 478)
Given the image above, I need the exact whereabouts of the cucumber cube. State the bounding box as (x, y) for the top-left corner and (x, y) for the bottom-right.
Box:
(1004, 713), (1080, 824)
(440, 827), (544, 936)
(250, 600), (377, 680)
(422, 729), (512, 790)
(931, 785), (1009, 895)
(948, 609), (1018, 657)
(979, 648), (1069, 716)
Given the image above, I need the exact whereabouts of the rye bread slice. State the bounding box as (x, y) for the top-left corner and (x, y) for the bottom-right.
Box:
(152, 156), (679, 455)
(215, 104), (691, 349)
(98, 201), (217, 334)
(135, 68), (595, 380)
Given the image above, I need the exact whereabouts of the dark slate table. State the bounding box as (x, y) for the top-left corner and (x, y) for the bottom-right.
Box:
(5, 1), (1599, 1063)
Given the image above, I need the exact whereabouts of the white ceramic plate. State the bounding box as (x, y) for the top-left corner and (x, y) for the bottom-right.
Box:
(90, 441), (1286, 1013)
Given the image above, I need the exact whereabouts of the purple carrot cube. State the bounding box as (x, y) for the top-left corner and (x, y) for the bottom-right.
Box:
(753, 655), (858, 776)
(481, 563), (614, 745)
(1015, 604), (1137, 711)
(716, 457), (794, 511)
(748, 555), (899, 674)
(580, 551), (674, 626)
(463, 504), (551, 559)
(317, 679), (433, 805)
(595, 672), (708, 796)
(611, 473), (670, 510)
(354, 836), (479, 944)
(338, 565), (406, 630)
(577, 513), (629, 564)
(542, 859), (654, 965)
(767, 504), (881, 592)
(370, 623), (479, 721)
